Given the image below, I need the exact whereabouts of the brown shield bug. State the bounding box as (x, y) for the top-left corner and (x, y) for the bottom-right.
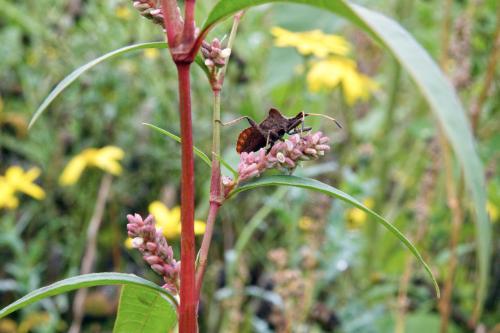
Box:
(218, 108), (341, 154)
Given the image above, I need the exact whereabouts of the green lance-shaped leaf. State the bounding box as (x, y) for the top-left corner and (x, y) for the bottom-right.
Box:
(230, 175), (440, 297)
(0, 273), (178, 319)
(144, 122), (238, 176)
(144, 123), (212, 167)
(202, 0), (489, 315)
(113, 284), (177, 333)
(29, 42), (209, 128)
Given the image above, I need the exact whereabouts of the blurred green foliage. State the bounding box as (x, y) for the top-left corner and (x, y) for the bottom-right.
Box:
(1, 0), (499, 332)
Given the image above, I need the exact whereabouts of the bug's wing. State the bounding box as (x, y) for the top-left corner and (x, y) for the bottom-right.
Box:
(236, 127), (267, 153)
(260, 108), (287, 131)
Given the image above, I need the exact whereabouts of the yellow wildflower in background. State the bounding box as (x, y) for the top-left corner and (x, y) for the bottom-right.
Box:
(149, 201), (206, 239)
(124, 201), (206, 248)
(59, 146), (124, 186)
(346, 198), (375, 229)
(271, 27), (378, 105)
(487, 201), (498, 222)
(115, 5), (131, 20)
(307, 58), (378, 105)
(0, 166), (46, 210)
(144, 48), (160, 60)
(271, 27), (350, 58)
(299, 216), (315, 231)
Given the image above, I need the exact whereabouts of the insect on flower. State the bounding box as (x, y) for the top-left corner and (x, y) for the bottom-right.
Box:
(218, 108), (341, 153)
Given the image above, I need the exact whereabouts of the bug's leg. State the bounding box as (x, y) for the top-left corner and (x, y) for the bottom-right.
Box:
(289, 127), (312, 135)
(215, 116), (258, 128)
(265, 130), (280, 148)
(300, 112), (306, 134)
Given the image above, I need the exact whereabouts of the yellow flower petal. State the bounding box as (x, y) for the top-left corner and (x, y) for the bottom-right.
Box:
(0, 178), (19, 209)
(149, 201), (171, 226)
(307, 57), (377, 105)
(115, 5), (131, 19)
(144, 48), (160, 60)
(194, 220), (206, 235)
(487, 201), (499, 222)
(124, 238), (133, 249)
(271, 27), (351, 58)
(4, 166), (45, 200)
(59, 155), (88, 186)
(346, 208), (367, 229)
(169, 206), (181, 223)
(149, 201), (181, 239)
(91, 146), (124, 175)
(299, 216), (314, 230)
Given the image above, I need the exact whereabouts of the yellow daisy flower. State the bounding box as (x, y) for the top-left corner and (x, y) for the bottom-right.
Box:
(115, 5), (131, 20)
(59, 146), (124, 186)
(307, 57), (378, 105)
(271, 27), (350, 58)
(149, 201), (206, 239)
(0, 166), (46, 210)
(346, 198), (375, 229)
(298, 216), (315, 231)
(487, 201), (498, 222)
(144, 48), (160, 60)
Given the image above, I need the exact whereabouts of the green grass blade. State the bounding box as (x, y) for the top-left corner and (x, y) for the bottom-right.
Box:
(113, 285), (177, 333)
(230, 175), (440, 298)
(202, 0), (489, 314)
(0, 273), (178, 319)
(143, 123), (212, 167)
(29, 42), (168, 128)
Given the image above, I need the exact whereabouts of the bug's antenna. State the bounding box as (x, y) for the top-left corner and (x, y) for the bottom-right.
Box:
(304, 112), (342, 129)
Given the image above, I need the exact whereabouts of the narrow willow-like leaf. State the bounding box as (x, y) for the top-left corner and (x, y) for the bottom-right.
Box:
(143, 123), (238, 176)
(143, 123), (212, 167)
(113, 285), (177, 333)
(0, 273), (178, 319)
(29, 42), (167, 128)
(30, 43), (209, 128)
(202, 0), (489, 314)
(230, 175), (440, 297)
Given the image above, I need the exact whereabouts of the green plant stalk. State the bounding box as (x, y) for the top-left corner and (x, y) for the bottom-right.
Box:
(195, 91), (222, 299)
(195, 12), (244, 300)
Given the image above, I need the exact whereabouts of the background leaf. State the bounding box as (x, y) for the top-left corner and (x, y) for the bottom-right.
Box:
(0, 273), (177, 319)
(202, 0), (489, 314)
(231, 175), (440, 297)
(113, 284), (177, 333)
(29, 42), (168, 128)
(144, 122), (212, 167)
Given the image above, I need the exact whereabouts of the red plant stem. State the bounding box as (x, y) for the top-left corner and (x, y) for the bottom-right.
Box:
(183, 0), (196, 40)
(161, 0), (183, 46)
(176, 63), (197, 333)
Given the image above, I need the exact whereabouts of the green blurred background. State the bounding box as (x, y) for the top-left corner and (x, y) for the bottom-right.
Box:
(0, 0), (499, 332)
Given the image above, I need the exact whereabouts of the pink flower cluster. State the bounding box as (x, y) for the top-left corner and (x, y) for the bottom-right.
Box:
(237, 132), (330, 182)
(201, 38), (231, 69)
(126, 214), (180, 294)
(132, 1), (165, 28)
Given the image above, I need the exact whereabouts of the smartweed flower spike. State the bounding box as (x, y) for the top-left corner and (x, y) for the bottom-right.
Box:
(131, 0), (166, 28)
(126, 213), (180, 294)
(201, 38), (231, 69)
(224, 132), (330, 194)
